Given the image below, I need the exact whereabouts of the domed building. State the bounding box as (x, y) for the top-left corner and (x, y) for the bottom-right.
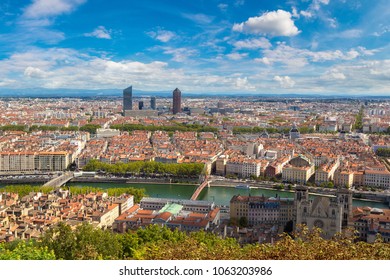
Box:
(289, 123), (300, 141)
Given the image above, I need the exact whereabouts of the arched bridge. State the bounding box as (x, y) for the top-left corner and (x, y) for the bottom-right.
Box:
(190, 179), (211, 200)
(43, 172), (74, 188)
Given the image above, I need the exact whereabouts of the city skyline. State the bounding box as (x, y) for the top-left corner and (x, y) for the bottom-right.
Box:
(0, 0), (389, 95)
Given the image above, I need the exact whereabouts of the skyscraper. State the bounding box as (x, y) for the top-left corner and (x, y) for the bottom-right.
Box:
(172, 88), (181, 114)
(138, 101), (144, 110)
(150, 96), (156, 110)
(123, 86), (133, 113)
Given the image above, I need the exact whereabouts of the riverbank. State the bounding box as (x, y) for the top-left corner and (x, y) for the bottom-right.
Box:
(69, 176), (199, 185)
(2, 175), (389, 207)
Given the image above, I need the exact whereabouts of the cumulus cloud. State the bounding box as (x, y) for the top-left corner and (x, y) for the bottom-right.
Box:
(1, 47), (389, 94)
(322, 69), (346, 80)
(235, 77), (255, 90)
(23, 0), (86, 19)
(259, 43), (375, 68)
(273, 75), (295, 88)
(232, 38), (271, 49)
(232, 10), (300, 37)
(226, 52), (248, 60)
(24, 66), (48, 78)
(0, 47), (261, 92)
(255, 57), (272, 65)
(84, 26), (112, 39)
(147, 29), (176, 42)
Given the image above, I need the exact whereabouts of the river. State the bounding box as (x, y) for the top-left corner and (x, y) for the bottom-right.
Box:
(64, 182), (389, 209)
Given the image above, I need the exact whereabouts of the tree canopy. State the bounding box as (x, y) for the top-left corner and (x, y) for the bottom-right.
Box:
(2, 224), (390, 260)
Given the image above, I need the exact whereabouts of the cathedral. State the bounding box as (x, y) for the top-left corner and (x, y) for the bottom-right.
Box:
(294, 186), (353, 238)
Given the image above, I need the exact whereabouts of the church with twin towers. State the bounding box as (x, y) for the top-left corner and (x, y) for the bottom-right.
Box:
(122, 86), (181, 117)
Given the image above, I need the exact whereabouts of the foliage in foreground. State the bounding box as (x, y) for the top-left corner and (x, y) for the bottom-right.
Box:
(0, 241), (55, 260)
(1, 224), (390, 260)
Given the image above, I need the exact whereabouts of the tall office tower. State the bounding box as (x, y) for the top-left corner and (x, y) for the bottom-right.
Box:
(150, 96), (156, 110)
(138, 101), (144, 110)
(123, 86), (133, 113)
(172, 88), (181, 114)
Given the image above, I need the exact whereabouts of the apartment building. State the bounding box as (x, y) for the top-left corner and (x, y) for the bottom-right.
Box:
(282, 165), (315, 184)
(0, 152), (36, 174)
(315, 159), (340, 185)
(264, 156), (291, 178)
(282, 155), (315, 184)
(354, 207), (390, 243)
(230, 195), (294, 227)
(226, 157), (262, 178)
(334, 169), (354, 188)
(35, 152), (70, 172)
(364, 170), (390, 189)
(0, 151), (70, 173)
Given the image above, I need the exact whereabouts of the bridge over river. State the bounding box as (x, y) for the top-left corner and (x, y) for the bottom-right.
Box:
(190, 179), (211, 200)
(42, 172), (74, 188)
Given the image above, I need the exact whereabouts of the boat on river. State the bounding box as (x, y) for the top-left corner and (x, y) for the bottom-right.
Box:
(235, 184), (250, 189)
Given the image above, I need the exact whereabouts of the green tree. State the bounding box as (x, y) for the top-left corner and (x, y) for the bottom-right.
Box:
(0, 241), (55, 260)
(239, 216), (248, 227)
(80, 124), (101, 134)
(40, 222), (76, 259)
(376, 148), (390, 157)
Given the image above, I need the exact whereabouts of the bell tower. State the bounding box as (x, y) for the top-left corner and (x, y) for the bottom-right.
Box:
(336, 188), (353, 228)
(294, 186), (309, 228)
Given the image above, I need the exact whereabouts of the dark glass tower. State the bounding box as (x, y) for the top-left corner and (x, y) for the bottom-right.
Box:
(150, 96), (156, 110)
(123, 86), (133, 113)
(138, 101), (144, 110)
(172, 88), (181, 114)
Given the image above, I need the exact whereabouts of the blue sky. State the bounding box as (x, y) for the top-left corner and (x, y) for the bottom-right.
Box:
(0, 0), (389, 94)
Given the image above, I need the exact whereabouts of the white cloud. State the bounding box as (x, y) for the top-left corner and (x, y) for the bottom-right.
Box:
(311, 0), (330, 11)
(336, 29), (363, 38)
(162, 47), (197, 62)
(273, 75), (295, 88)
(300, 0), (336, 28)
(182, 13), (214, 25)
(226, 52), (248, 60)
(255, 57), (272, 65)
(232, 10), (300, 37)
(23, 0), (86, 19)
(300, 10), (313, 18)
(292, 7), (299, 18)
(235, 77), (255, 90)
(234, 0), (245, 7)
(0, 79), (16, 87)
(232, 38), (271, 49)
(322, 69), (346, 80)
(147, 29), (176, 43)
(218, 3), (228, 12)
(0, 47), (388, 94)
(24, 66), (48, 78)
(84, 26), (112, 39)
(259, 43), (376, 68)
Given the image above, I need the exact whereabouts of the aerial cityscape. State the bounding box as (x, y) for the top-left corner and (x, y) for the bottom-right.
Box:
(0, 0), (390, 261)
